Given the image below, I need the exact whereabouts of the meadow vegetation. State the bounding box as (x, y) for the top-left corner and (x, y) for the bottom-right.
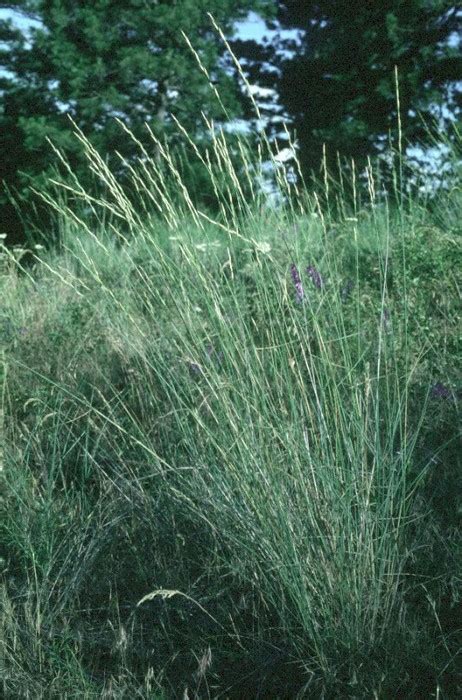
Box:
(1, 118), (461, 698)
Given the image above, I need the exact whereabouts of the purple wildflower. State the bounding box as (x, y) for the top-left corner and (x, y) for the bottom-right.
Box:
(187, 361), (202, 377)
(290, 263), (304, 303)
(340, 279), (354, 303)
(430, 382), (452, 399)
(306, 265), (324, 290)
(381, 308), (391, 332)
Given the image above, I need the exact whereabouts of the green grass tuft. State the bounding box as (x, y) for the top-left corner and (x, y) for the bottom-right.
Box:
(1, 120), (461, 698)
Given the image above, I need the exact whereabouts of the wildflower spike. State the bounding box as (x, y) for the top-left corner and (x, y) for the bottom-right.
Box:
(290, 264), (304, 303)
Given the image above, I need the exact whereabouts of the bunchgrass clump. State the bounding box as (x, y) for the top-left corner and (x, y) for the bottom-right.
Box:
(1, 114), (461, 698)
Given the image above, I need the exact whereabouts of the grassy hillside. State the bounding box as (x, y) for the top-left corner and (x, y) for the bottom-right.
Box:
(1, 125), (461, 698)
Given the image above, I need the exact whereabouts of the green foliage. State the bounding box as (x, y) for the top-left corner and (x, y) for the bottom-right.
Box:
(239, 1), (461, 174)
(0, 0), (275, 241)
(1, 122), (461, 697)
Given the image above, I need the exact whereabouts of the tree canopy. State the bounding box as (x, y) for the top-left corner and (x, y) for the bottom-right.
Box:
(0, 0), (274, 241)
(235, 1), (461, 175)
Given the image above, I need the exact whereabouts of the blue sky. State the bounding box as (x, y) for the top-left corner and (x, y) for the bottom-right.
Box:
(0, 7), (42, 39)
(235, 11), (276, 42)
(235, 10), (301, 44)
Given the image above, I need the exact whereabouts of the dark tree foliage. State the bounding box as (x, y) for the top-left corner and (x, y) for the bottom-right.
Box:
(236, 1), (461, 176)
(0, 0), (274, 242)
